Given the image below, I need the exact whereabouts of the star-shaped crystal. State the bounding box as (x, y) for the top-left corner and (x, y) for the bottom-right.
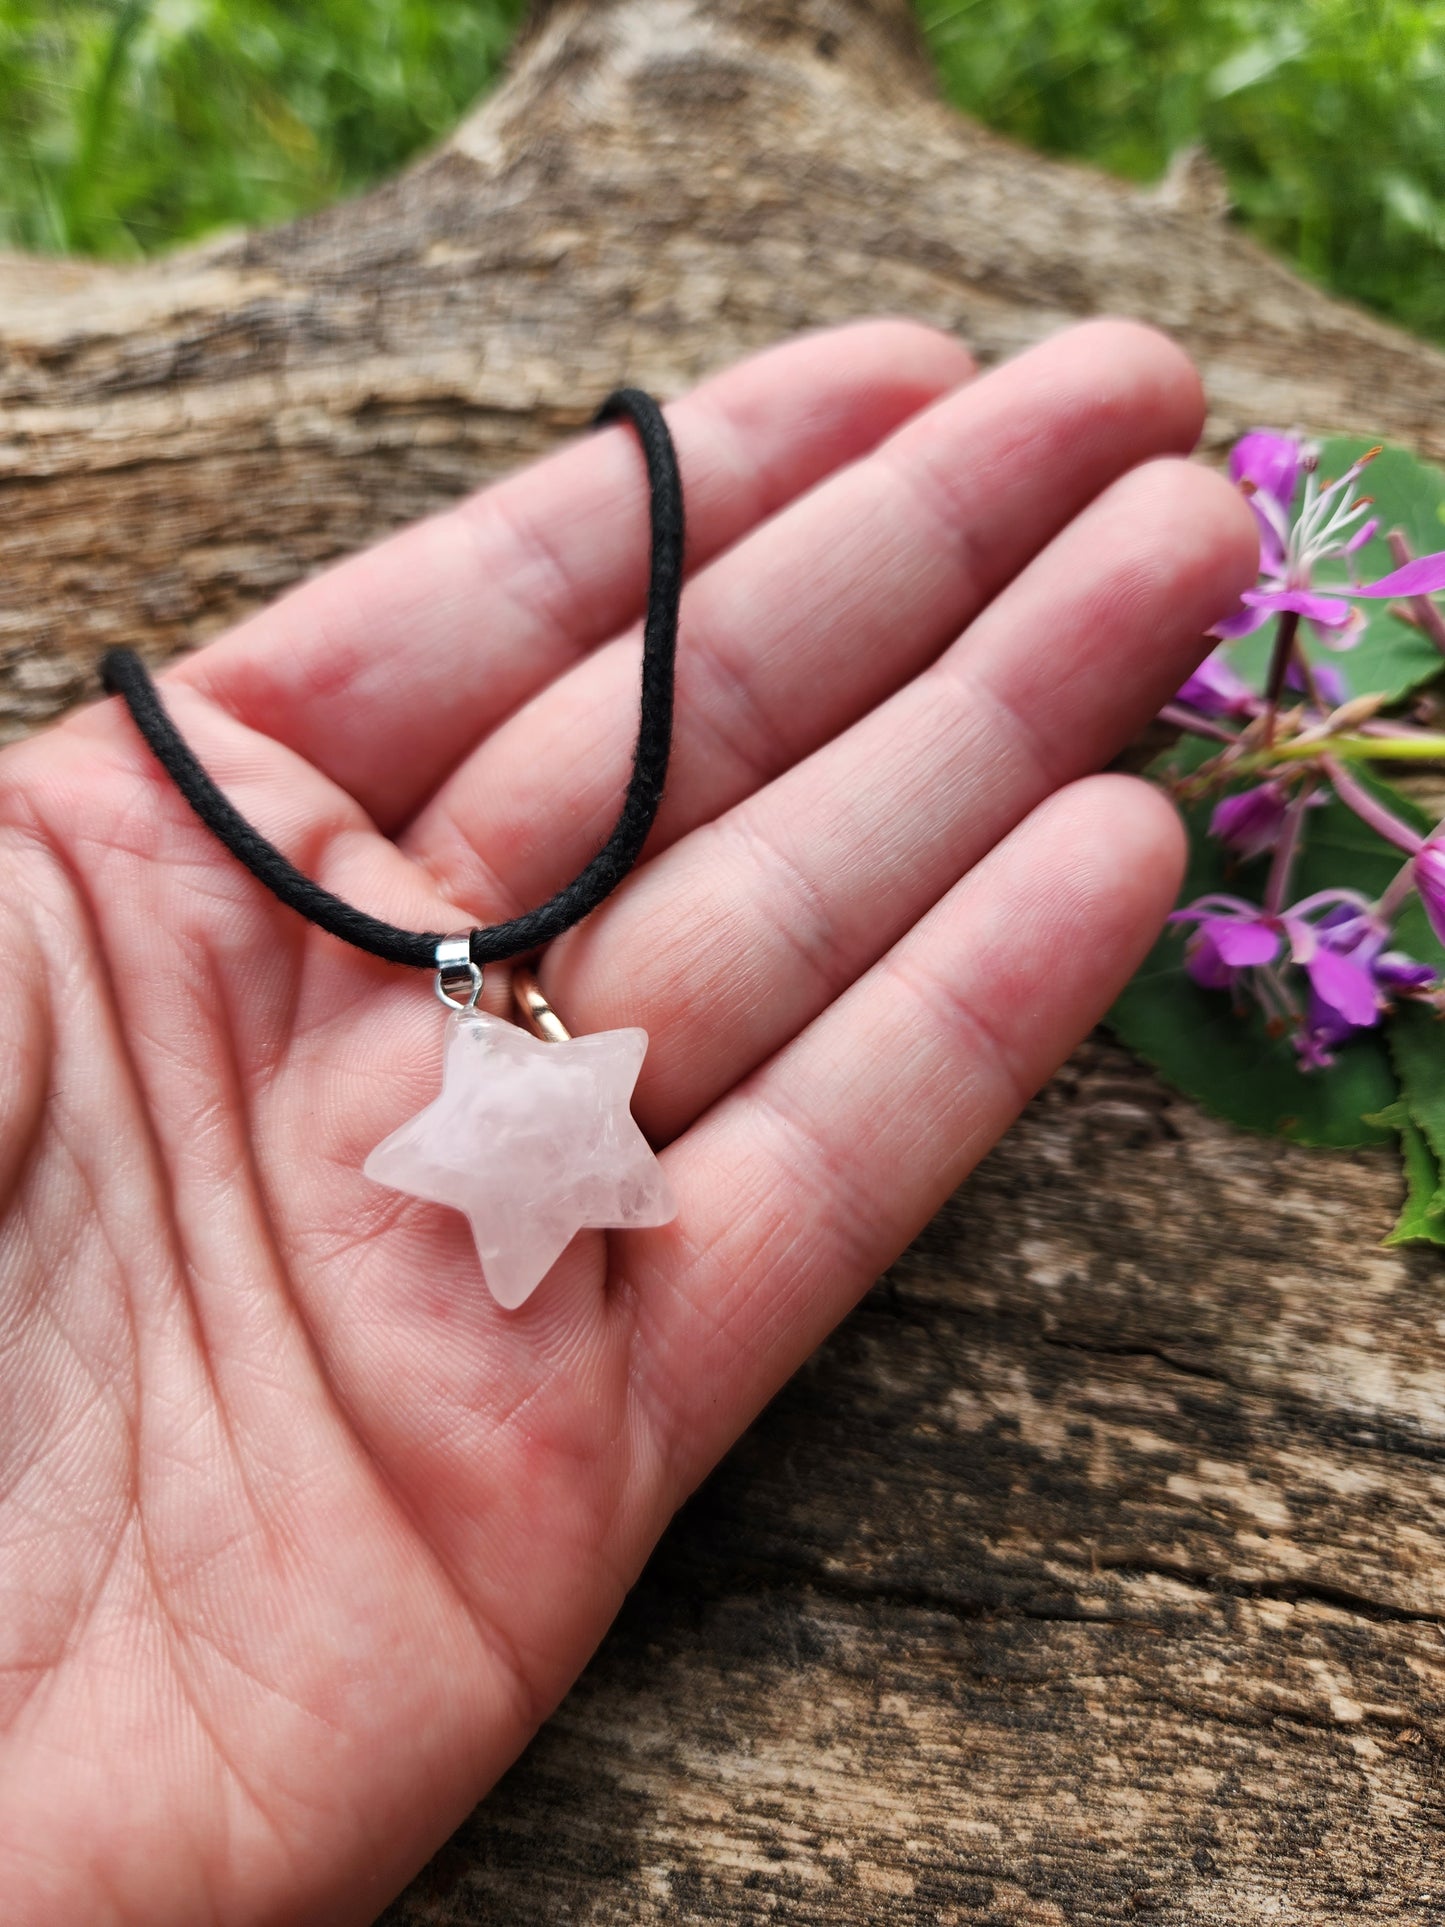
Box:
(365, 1010), (676, 1309)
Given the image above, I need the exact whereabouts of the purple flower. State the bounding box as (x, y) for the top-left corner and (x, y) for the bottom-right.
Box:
(1377, 951), (1439, 994)
(1210, 784), (1291, 861)
(1174, 650), (1256, 717)
(1292, 905), (1392, 1063)
(1170, 895), (1281, 990)
(1232, 430), (1301, 508)
(1231, 430), (1301, 574)
(1171, 889), (1439, 1068)
(1210, 435), (1445, 652)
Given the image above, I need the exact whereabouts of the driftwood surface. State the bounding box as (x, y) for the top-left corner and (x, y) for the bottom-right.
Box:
(5, 2), (1445, 1919)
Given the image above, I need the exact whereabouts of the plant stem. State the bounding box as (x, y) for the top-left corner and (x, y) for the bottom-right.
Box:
(1290, 638), (1326, 711)
(1379, 859), (1419, 923)
(1263, 608), (1300, 744)
(1389, 529), (1445, 655)
(1234, 732), (1445, 775)
(1321, 757), (1423, 854)
(1157, 703), (1238, 744)
(1263, 786), (1310, 916)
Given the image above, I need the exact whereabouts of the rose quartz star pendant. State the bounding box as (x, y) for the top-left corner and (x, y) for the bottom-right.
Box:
(365, 1004), (676, 1309)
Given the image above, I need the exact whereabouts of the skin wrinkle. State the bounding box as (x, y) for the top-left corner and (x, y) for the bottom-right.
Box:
(397, 325), (1206, 939)
(561, 457), (1228, 1149)
(413, 1385), (639, 1718)
(144, 1582), (352, 1875)
(103, 760), (350, 1093)
(451, 471), (602, 693)
(178, 966), (540, 1747)
(191, 948), (332, 1555)
(0, 1489), (112, 1743)
(666, 322), (975, 566)
(410, 790), (528, 928)
(6, 860), (150, 1466)
(0, 1294), (131, 1743)
(872, 432), (994, 625)
(87, 684), (439, 1070)
(253, 1069), (605, 1745)
(921, 460), (1259, 792)
(14, 841), (298, 1771)
(881, 943), (1037, 1123)
(925, 644), (1058, 816)
(178, 324), (976, 841)
(123, 1516), (290, 1911)
(4, 772), (536, 1851)
(172, 1622), (368, 1848)
(676, 594), (807, 795)
(710, 809), (844, 1012)
(743, 1080), (890, 1279)
(22, 977), (546, 1924)
(651, 1085), (885, 1425)
(870, 324), (1203, 613)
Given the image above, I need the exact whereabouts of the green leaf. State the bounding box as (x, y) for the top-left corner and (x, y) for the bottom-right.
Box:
(1387, 998), (1445, 1217)
(1226, 436), (1445, 705)
(1108, 739), (1445, 1147)
(1114, 944), (1397, 1146)
(1365, 1100), (1445, 1246)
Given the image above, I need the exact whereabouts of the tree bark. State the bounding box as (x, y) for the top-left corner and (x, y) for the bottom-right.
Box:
(5, 2), (1445, 1918)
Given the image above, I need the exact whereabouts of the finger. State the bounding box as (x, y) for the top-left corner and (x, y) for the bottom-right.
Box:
(625, 774), (1185, 1494)
(402, 320), (1207, 922)
(175, 320), (976, 830)
(543, 455), (1258, 1140)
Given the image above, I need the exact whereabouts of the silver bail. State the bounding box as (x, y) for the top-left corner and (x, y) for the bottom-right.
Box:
(434, 933), (482, 1012)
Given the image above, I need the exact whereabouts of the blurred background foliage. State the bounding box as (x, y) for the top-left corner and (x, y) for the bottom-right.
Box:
(0, 0), (525, 255)
(1, 0), (1442, 345)
(922, 0), (1445, 343)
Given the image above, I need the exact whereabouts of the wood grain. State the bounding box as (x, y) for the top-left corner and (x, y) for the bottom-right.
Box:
(4, 2), (1444, 1917)
(382, 1040), (1445, 1924)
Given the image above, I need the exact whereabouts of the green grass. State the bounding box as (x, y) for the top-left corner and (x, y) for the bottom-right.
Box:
(921, 0), (1445, 343)
(2, 0), (1444, 346)
(0, 0), (525, 257)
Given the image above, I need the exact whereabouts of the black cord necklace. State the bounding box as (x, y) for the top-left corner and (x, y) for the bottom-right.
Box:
(102, 388), (683, 972)
(103, 390), (686, 1311)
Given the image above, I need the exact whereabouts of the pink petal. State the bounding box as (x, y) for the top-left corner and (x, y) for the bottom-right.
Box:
(1230, 431), (1301, 509)
(1308, 607), (1365, 653)
(1185, 932), (1234, 992)
(1344, 516), (1380, 556)
(1414, 843), (1445, 949)
(1353, 551), (1445, 598)
(1242, 588), (1355, 627)
(1246, 499), (1289, 576)
(1210, 919), (1280, 967)
(1208, 601), (1271, 641)
(1306, 947), (1380, 1027)
(1210, 787), (1286, 860)
(1176, 651), (1254, 714)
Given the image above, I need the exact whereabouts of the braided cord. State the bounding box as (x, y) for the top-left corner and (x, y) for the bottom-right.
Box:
(101, 388), (684, 971)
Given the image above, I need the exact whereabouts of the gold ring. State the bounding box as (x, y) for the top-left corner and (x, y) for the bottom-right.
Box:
(512, 964), (572, 1043)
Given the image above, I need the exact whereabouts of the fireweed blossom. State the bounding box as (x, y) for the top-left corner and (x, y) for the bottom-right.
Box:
(1206, 430), (1445, 649)
(1150, 425), (1445, 1079)
(1210, 782), (1302, 861)
(1170, 889), (1438, 1067)
(1173, 649), (1345, 724)
(1175, 651), (1256, 718)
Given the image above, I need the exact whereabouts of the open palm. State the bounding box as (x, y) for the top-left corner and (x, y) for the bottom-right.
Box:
(0, 319), (1255, 1925)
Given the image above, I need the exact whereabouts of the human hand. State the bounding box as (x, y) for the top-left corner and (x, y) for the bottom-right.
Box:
(0, 318), (1256, 1924)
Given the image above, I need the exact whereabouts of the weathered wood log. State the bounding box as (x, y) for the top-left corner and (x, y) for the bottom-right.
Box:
(5, 2), (1445, 1918)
